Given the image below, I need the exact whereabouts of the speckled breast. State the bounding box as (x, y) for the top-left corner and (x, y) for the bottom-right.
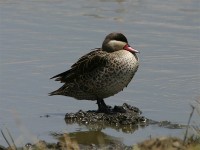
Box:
(80, 50), (139, 100)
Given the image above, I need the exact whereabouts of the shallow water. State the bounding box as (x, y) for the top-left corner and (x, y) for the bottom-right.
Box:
(0, 0), (199, 147)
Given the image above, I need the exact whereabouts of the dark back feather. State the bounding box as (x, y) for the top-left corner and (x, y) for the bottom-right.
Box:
(50, 48), (109, 83)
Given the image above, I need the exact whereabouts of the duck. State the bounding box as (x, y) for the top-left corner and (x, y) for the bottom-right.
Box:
(49, 32), (139, 113)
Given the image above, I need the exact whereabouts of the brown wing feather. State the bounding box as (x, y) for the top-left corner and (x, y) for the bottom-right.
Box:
(50, 48), (109, 83)
(71, 48), (102, 68)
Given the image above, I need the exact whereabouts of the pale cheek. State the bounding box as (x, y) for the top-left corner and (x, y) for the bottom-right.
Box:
(114, 44), (124, 51)
(108, 40), (125, 51)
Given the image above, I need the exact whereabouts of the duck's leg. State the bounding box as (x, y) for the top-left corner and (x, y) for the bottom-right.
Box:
(97, 99), (110, 113)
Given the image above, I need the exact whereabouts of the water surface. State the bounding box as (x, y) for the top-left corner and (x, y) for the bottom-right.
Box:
(0, 0), (199, 147)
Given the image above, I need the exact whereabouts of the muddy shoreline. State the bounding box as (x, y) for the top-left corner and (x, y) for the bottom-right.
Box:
(1, 103), (199, 150)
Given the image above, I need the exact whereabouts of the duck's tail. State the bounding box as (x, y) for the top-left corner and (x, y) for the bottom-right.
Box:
(49, 84), (68, 96)
(48, 90), (59, 96)
(50, 69), (73, 83)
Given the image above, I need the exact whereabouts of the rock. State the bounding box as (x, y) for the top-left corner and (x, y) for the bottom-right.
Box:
(65, 103), (148, 133)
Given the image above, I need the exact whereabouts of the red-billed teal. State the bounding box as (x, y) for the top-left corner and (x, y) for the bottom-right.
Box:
(49, 32), (139, 112)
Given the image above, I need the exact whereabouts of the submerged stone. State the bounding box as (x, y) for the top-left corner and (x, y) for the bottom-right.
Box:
(65, 103), (148, 133)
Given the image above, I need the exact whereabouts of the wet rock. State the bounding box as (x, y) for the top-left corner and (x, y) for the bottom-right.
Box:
(65, 103), (148, 133)
(40, 114), (50, 118)
(158, 120), (185, 129)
